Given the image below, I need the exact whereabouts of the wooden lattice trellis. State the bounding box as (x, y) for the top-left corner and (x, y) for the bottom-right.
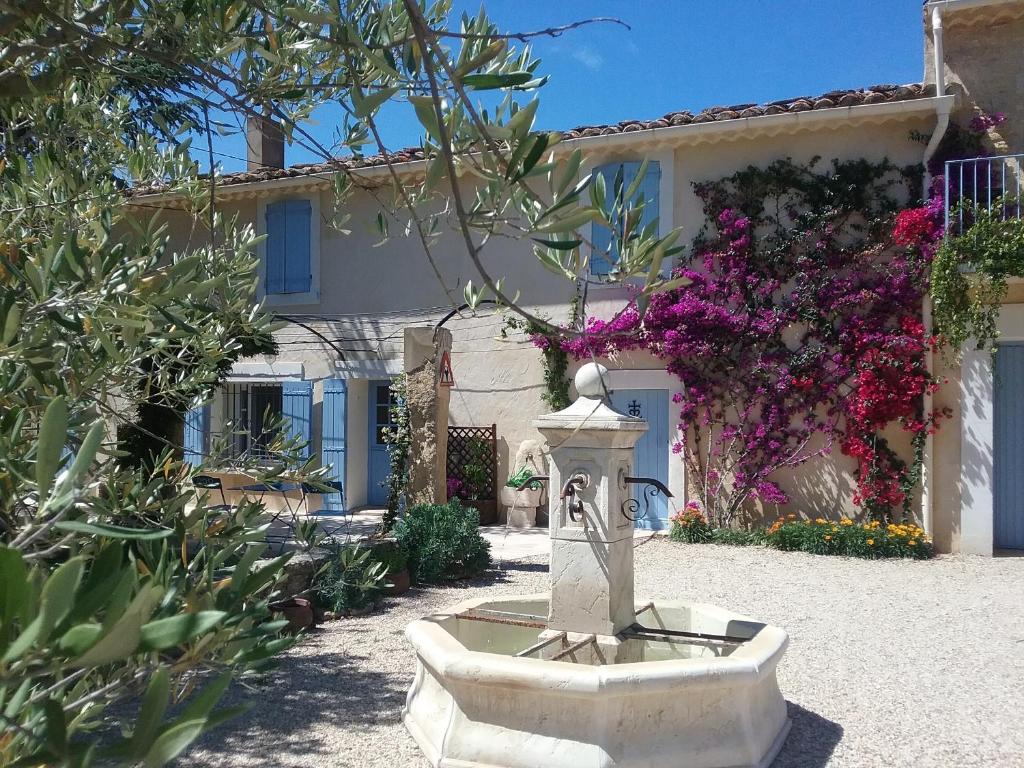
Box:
(446, 424), (497, 525)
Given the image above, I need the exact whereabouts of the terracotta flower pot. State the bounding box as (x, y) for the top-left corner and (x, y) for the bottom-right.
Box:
(270, 597), (315, 633)
(383, 568), (411, 595)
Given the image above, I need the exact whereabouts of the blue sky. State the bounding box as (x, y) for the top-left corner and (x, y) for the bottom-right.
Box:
(206, 0), (925, 172)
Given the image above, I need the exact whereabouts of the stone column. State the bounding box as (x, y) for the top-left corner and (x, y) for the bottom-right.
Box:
(404, 326), (452, 506)
(534, 363), (647, 662)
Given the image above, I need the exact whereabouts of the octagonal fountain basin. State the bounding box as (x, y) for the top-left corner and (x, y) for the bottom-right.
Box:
(404, 594), (790, 768)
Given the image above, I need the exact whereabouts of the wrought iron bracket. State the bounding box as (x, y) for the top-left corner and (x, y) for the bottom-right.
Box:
(560, 473), (589, 522)
(620, 475), (674, 523)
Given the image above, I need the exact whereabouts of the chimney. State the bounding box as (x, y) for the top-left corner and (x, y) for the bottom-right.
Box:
(246, 114), (284, 171)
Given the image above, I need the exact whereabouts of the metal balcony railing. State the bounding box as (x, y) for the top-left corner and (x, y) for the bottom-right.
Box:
(944, 154), (1024, 237)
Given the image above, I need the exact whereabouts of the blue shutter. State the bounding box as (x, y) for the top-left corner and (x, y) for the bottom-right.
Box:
(283, 200), (312, 294)
(638, 161), (661, 234)
(61, 443), (76, 473)
(995, 344), (1024, 549)
(265, 202), (287, 294)
(184, 404), (209, 465)
(590, 161), (662, 277)
(321, 378), (347, 511)
(590, 163), (617, 276)
(282, 380), (313, 460)
(638, 161), (664, 275)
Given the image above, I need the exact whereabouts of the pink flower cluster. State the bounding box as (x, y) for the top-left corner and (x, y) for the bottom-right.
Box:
(969, 111), (1006, 134)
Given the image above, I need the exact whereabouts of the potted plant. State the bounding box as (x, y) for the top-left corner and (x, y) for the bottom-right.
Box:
(370, 538), (411, 595)
(499, 466), (545, 527)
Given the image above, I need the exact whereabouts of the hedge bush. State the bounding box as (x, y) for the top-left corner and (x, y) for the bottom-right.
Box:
(764, 516), (933, 559)
(393, 500), (491, 584)
(669, 507), (933, 559)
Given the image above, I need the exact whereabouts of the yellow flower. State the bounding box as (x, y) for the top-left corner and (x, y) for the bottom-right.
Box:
(815, 517), (827, 524)
(866, 538), (874, 545)
(908, 540), (917, 546)
(824, 535), (832, 541)
(840, 518), (853, 526)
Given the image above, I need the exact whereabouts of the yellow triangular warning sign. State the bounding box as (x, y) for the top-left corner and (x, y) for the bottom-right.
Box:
(439, 350), (455, 387)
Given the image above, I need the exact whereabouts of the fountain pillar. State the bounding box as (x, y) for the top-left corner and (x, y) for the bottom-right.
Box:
(534, 363), (647, 662)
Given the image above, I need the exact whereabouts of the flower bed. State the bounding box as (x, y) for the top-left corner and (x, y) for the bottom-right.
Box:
(669, 504), (933, 560)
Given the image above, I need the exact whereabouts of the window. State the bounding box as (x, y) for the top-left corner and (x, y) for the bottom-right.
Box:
(221, 383), (283, 460)
(374, 384), (395, 445)
(265, 199), (312, 295)
(590, 160), (661, 277)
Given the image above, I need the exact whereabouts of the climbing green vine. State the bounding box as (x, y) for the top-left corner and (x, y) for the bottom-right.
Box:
(932, 204), (1024, 355)
(381, 373), (411, 531)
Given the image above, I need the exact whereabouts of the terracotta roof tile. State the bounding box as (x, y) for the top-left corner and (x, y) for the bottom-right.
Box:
(131, 82), (932, 196)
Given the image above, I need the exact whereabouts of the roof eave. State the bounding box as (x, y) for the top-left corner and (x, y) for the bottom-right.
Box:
(564, 94), (955, 154)
(129, 94), (955, 206)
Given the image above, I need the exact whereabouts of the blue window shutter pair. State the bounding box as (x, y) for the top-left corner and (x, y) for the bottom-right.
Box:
(320, 378), (347, 511)
(281, 381), (313, 460)
(184, 404), (210, 465)
(590, 160), (661, 276)
(265, 199), (312, 295)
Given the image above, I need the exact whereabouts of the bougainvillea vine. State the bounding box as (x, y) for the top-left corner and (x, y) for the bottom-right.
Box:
(552, 157), (950, 526)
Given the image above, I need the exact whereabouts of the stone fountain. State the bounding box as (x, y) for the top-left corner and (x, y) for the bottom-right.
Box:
(403, 363), (790, 768)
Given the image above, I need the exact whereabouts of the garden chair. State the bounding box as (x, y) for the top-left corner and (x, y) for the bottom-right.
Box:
(301, 481), (350, 538)
(192, 474), (234, 514)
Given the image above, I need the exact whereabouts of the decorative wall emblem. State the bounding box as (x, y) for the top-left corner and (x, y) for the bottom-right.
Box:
(627, 399), (642, 418)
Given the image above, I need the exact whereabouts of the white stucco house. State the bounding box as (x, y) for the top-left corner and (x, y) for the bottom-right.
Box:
(132, 0), (1024, 554)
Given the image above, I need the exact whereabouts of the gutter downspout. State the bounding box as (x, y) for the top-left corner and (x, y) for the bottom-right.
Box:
(921, 2), (951, 539)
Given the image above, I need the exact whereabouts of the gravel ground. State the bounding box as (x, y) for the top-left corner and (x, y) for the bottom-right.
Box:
(181, 540), (1024, 767)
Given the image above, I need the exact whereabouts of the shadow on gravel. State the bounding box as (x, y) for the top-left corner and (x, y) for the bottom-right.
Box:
(179, 643), (407, 766)
(492, 561), (549, 575)
(773, 702), (843, 768)
(399, 561), (549, 593)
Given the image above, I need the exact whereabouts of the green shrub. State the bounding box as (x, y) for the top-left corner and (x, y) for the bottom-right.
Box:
(710, 527), (765, 547)
(394, 500), (491, 584)
(314, 544), (389, 614)
(368, 538), (408, 574)
(669, 507), (764, 547)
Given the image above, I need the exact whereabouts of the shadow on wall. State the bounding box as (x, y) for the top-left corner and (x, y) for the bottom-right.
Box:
(775, 702), (844, 768)
(766, 450), (852, 526)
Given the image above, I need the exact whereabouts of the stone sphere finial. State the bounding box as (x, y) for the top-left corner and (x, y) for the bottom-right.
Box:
(574, 362), (610, 400)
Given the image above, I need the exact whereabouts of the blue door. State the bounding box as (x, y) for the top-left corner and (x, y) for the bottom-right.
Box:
(367, 380), (393, 507)
(994, 343), (1024, 549)
(610, 389), (670, 530)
